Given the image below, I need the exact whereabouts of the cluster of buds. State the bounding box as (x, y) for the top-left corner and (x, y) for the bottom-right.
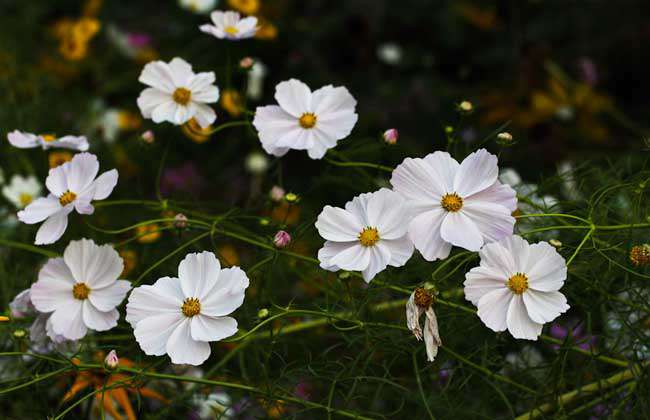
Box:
(406, 287), (441, 362)
(629, 244), (650, 267)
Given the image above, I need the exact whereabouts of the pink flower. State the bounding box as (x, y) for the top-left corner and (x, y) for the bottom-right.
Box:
(273, 230), (291, 248)
(383, 128), (399, 144)
(105, 349), (119, 369)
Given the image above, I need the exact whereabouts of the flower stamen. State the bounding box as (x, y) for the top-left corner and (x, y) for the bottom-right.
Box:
(41, 134), (57, 143)
(441, 193), (463, 212)
(299, 112), (317, 129)
(182, 297), (201, 317)
(173, 88), (192, 106)
(72, 283), (90, 300)
(358, 227), (380, 247)
(59, 190), (77, 206)
(507, 273), (529, 294)
(224, 26), (239, 35)
(19, 193), (33, 206)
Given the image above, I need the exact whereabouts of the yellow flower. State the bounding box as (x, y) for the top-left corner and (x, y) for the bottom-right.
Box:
(228, 0), (260, 15)
(181, 118), (213, 143)
(49, 151), (73, 168)
(220, 89), (245, 117)
(117, 110), (142, 131)
(254, 18), (278, 40)
(136, 224), (162, 243)
(82, 0), (103, 17)
(53, 17), (101, 61)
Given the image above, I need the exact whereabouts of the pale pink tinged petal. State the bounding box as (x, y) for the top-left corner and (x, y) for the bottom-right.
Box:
(139, 61), (175, 93)
(306, 142), (329, 160)
(133, 313), (185, 356)
(17, 196), (61, 224)
(523, 290), (569, 324)
(462, 200), (515, 243)
(191, 315), (237, 342)
(315, 109), (358, 142)
(7, 130), (40, 148)
(329, 244), (370, 272)
(467, 181), (517, 212)
(151, 100), (177, 124)
(52, 136), (89, 151)
(440, 211), (484, 252)
(506, 294), (543, 340)
(74, 200), (94, 215)
(422, 151), (460, 192)
(344, 192), (372, 225)
(366, 189), (409, 239)
(464, 267), (507, 306)
(34, 208), (71, 245)
(274, 79), (312, 117)
(67, 153), (99, 193)
(361, 243), (391, 282)
(310, 125), (340, 150)
(82, 303), (119, 331)
(192, 103), (217, 128)
(90, 169), (118, 201)
(168, 57), (195, 86)
(315, 206), (364, 242)
(499, 235), (531, 273)
(126, 278), (183, 326)
(237, 17), (258, 32)
(38, 257), (74, 284)
(137, 88), (171, 118)
(384, 236), (414, 267)
(311, 85), (357, 115)
(166, 319), (211, 365)
(45, 165), (69, 197)
(178, 251), (221, 299)
(453, 149), (499, 197)
(478, 241), (516, 278)
(199, 24), (222, 38)
(30, 274), (74, 313)
(209, 10), (226, 25)
(89, 280), (131, 312)
(30, 314), (50, 345)
(477, 288), (512, 332)
(526, 242), (567, 292)
(317, 241), (352, 271)
(191, 84), (219, 104)
(49, 300), (87, 340)
(200, 269), (248, 317)
(391, 157), (446, 202)
(408, 208), (452, 261)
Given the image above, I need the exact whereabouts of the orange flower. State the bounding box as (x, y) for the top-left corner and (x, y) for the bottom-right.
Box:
(228, 0), (260, 15)
(220, 89), (245, 117)
(52, 17), (101, 61)
(181, 118), (213, 143)
(217, 244), (240, 267)
(63, 354), (166, 420)
(254, 17), (278, 40)
(136, 224), (162, 243)
(118, 249), (137, 276)
(49, 151), (73, 168)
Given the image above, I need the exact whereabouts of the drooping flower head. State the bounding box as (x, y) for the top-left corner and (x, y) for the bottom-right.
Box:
(17, 153), (118, 245)
(315, 188), (414, 282)
(464, 235), (570, 340)
(391, 149), (517, 261)
(137, 57), (220, 128)
(253, 79), (358, 159)
(126, 251), (249, 365)
(200, 11), (258, 40)
(30, 239), (132, 340)
(2, 175), (42, 209)
(8, 130), (89, 151)
(406, 288), (441, 362)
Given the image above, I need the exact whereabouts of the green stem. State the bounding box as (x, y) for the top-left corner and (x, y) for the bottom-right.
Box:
(0, 238), (58, 257)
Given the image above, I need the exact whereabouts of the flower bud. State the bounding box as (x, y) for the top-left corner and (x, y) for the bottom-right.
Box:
(458, 101), (473, 114)
(104, 350), (119, 370)
(273, 230), (291, 248)
(549, 239), (562, 248)
(284, 192), (299, 203)
(496, 132), (514, 145)
(174, 213), (188, 229)
(239, 57), (254, 69)
(259, 217), (270, 226)
(141, 130), (155, 144)
(258, 308), (269, 319)
(383, 128), (399, 145)
(13, 329), (26, 339)
(269, 185), (286, 202)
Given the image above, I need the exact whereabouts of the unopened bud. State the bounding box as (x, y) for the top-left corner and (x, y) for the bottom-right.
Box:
(284, 192), (299, 203)
(104, 350), (119, 370)
(383, 128), (399, 145)
(458, 101), (473, 114)
(549, 239), (562, 248)
(174, 213), (188, 229)
(259, 217), (270, 226)
(258, 308), (269, 319)
(269, 185), (285, 202)
(240, 57), (254, 69)
(496, 132), (514, 145)
(273, 230), (291, 248)
(141, 130), (155, 144)
(13, 329), (26, 339)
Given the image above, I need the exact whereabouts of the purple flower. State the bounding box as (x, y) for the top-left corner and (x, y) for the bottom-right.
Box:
(127, 32), (152, 48)
(550, 320), (597, 351)
(578, 57), (598, 86)
(294, 381), (312, 400)
(160, 162), (205, 196)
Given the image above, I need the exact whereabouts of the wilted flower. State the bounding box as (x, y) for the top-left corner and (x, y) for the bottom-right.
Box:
(273, 230), (291, 248)
(104, 349), (119, 369)
(406, 288), (441, 362)
(200, 11), (258, 40)
(7, 130), (88, 151)
(383, 128), (399, 144)
(629, 244), (650, 267)
(2, 175), (42, 209)
(245, 152), (269, 174)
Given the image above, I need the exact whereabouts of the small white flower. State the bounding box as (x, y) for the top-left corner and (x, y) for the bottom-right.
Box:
(126, 251), (249, 366)
(137, 57), (220, 128)
(179, 0), (217, 14)
(315, 188), (414, 282)
(200, 11), (258, 40)
(406, 288), (441, 362)
(7, 130), (89, 151)
(2, 175), (42, 209)
(391, 149), (517, 260)
(464, 235), (570, 340)
(17, 153), (118, 245)
(244, 152), (269, 174)
(247, 60), (267, 100)
(30, 239), (131, 340)
(377, 42), (402, 65)
(253, 79), (358, 159)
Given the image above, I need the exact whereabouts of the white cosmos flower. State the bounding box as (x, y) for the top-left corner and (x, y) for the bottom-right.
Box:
(2, 175), (42, 209)
(315, 188), (414, 282)
(17, 153), (118, 245)
(7, 130), (89, 151)
(126, 251), (249, 366)
(463, 235), (570, 340)
(200, 11), (258, 40)
(253, 79), (358, 159)
(30, 239), (131, 340)
(390, 149), (517, 260)
(137, 57), (220, 128)
(179, 0), (217, 14)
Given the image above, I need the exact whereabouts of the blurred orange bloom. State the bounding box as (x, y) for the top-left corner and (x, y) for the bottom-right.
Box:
(228, 0), (260, 15)
(220, 89), (245, 117)
(181, 118), (213, 143)
(136, 224), (162, 243)
(49, 151), (73, 168)
(254, 18), (278, 40)
(118, 249), (137, 276)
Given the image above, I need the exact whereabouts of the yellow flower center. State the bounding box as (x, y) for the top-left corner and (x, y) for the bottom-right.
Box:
(59, 190), (76, 206)
(441, 193), (463, 212)
(358, 227), (380, 247)
(41, 134), (57, 143)
(19, 193), (33, 206)
(299, 113), (317, 129)
(182, 297), (201, 317)
(224, 26), (239, 35)
(173, 88), (192, 106)
(507, 273), (529, 295)
(72, 283), (90, 300)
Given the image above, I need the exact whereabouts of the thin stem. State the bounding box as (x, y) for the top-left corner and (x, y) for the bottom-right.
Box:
(0, 238), (58, 257)
(324, 158), (393, 173)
